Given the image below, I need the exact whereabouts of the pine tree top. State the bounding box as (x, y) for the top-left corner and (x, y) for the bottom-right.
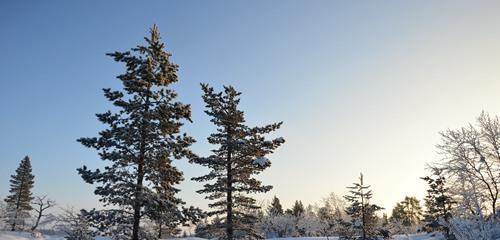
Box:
(5, 155), (35, 211)
(267, 196), (284, 216)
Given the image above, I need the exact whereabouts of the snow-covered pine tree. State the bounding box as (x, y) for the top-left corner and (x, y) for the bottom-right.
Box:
(421, 168), (454, 237)
(4, 156), (35, 231)
(194, 218), (211, 238)
(267, 196), (284, 216)
(146, 189), (203, 239)
(343, 173), (383, 240)
(291, 200), (305, 217)
(77, 25), (195, 240)
(288, 200), (306, 236)
(190, 84), (285, 240)
(83, 208), (135, 239)
(146, 206), (179, 239)
(390, 196), (423, 227)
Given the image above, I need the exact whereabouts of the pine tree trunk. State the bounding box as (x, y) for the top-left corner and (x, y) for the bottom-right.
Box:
(132, 95), (150, 240)
(361, 191), (366, 239)
(11, 180), (24, 231)
(11, 205), (18, 231)
(132, 149), (146, 240)
(11, 212), (17, 231)
(226, 131), (233, 240)
(158, 222), (163, 239)
(226, 177), (233, 240)
(132, 162), (144, 240)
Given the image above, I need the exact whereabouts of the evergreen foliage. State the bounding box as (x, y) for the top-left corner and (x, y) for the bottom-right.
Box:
(267, 196), (284, 216)
(391, 196), (423, 226)
(343, 173), (383, 240)
(195, 216), (225, 239)
(77, 25), (196, 240)
(190, 84), (285, 240)
(291, 200), (305, 217)
(422, 168), (455, 237)
(4, 156), (35, 231)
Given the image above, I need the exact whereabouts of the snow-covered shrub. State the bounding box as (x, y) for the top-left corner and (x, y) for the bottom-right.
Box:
(0, 201), (6, 230)
(261, 214), (297, 238)
(387, 219), (419, 239)
(296, 209), (323, 236)
(194, 216), (225, 239)
(55, 208), (93, 240)
(317, 193), (350, 237)
(448, 217), (500, 240)
(446, 187), (500, 240)
(336, 219), (356, 240)
(31, 231), (43, 238)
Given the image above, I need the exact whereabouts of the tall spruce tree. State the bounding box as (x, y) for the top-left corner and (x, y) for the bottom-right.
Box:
(190, 84), (285, 240)
(77, 25), (195, 240)
(343, 173), (383, 240)
(4, 156), (35, 231)
(291, 200), (305, 217)
(421, 168), (454, 237)
(267, 196), (284, 216)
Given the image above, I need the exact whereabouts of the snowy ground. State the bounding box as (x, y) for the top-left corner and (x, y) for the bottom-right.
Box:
(0, 231), (110, 240)
(390, 233), (444, 240)
(0, 232), (444, 240)
(0, 231), (65, 240)
(267, 234), (444, 240)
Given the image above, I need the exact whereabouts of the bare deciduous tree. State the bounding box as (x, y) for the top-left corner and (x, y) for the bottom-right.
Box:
(31, 195), (55, 231)
(437, 112), (500, 218)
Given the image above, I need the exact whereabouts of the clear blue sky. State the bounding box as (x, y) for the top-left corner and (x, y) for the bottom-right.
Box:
(2, 1), (500, 213)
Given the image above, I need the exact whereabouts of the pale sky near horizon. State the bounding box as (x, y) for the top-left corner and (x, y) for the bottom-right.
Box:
(2, 1), (500, 214)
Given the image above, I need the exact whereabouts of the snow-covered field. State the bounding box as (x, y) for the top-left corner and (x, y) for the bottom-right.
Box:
(266, 234), (443, 240)
(0, 231), (109, 240)
(0, 232), (445, 240)
(0, 231), (65, 240)
(390, 233), (444, 240)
